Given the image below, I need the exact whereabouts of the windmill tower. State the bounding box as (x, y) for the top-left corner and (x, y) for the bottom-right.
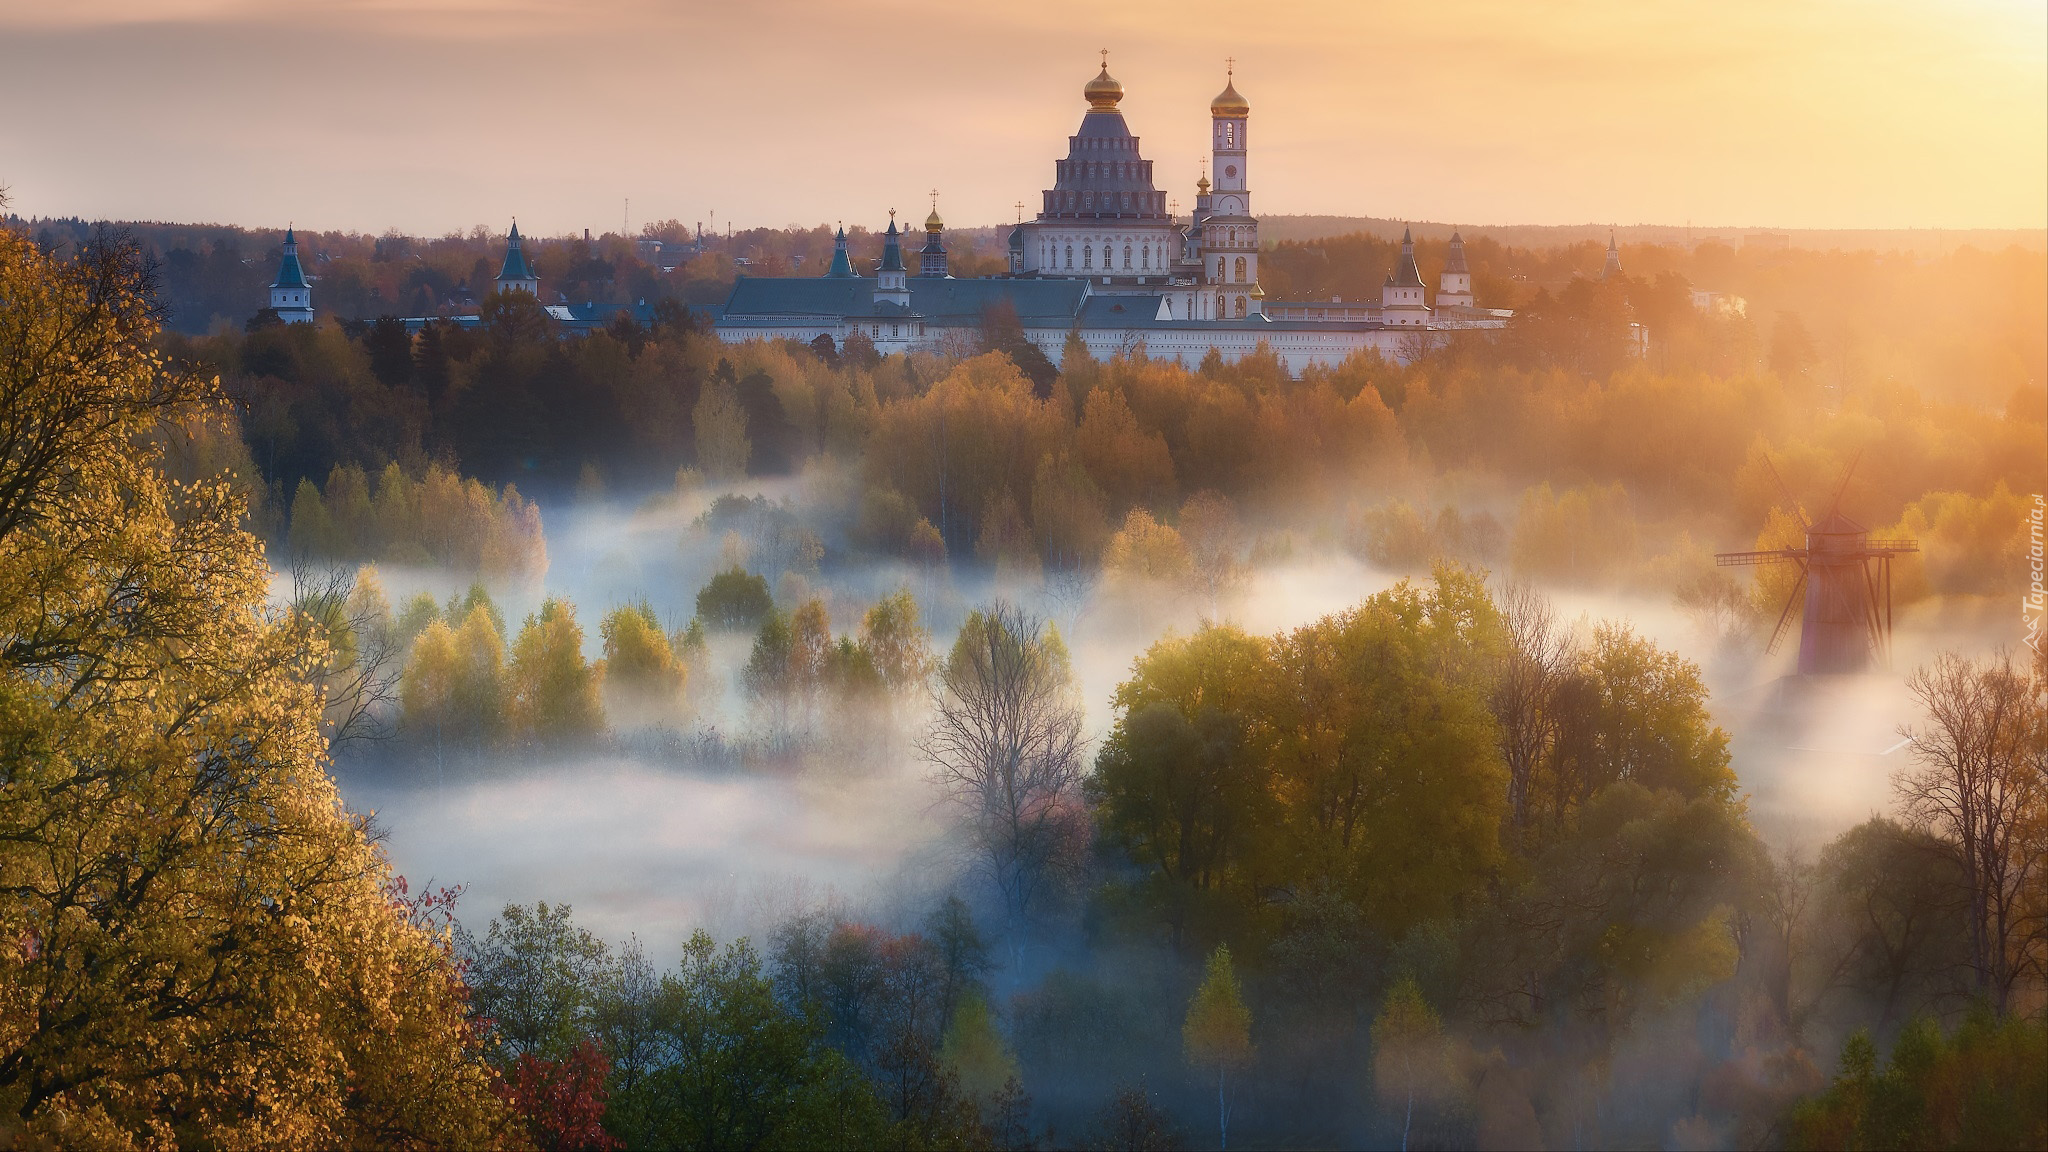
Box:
(1716, 458), (1918, 674)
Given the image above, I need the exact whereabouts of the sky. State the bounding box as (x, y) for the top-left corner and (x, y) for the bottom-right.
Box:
(1, 0), (2043, 236)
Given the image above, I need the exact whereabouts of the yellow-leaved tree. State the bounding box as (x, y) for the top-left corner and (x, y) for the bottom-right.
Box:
(1183, 944), (1254, 1151)
(0, 224), (519, 1145)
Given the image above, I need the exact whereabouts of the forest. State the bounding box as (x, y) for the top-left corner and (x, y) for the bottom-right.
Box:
(0, 215), (2042, 1151)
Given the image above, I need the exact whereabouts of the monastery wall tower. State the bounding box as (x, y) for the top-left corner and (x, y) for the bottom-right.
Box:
(269, 226), (314, 323)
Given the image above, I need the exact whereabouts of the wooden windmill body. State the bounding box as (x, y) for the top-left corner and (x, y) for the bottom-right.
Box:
(1717, 466), (1918, 675)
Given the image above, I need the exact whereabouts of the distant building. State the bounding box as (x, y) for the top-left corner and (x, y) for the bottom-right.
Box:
(495, 220), (540, 297)
(269, 226), (314, 324)
(1690, 289), (1748, 318)
(1601, 231), (1623, 280)
(712, 59), (1514, 373)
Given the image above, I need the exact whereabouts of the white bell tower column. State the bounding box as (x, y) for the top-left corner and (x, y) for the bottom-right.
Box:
(1203, 62), (1259, 318)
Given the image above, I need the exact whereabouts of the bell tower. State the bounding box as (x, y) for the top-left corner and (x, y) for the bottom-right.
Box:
(1201, 62), (1259, 318)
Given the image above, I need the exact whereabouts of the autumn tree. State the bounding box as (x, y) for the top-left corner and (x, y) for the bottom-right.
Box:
(1894, 651), (2048, 1012)
(599, 599), (686, 724)
(859, 588), (934, 696)
(1371, 976), (1453, 1152)
(921, 603), (1088, 955)
(0, 219), (516, 1143)
(509, 597), (605, 746)
(1183, 945), (1254, 1150)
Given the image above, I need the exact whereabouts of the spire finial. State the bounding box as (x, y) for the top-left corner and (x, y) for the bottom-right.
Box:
(929, 189), (939, 213)
(1015, 201), (1025, 224)
(1100, 48), (1109, 69)
(1226, 56), (1234, 78)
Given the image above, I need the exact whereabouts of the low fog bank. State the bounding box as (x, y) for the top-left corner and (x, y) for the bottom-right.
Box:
(344, 754), (948, 947)
(334, 477), (2023, 946)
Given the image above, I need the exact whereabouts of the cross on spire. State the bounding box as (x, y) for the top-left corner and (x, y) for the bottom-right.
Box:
(1014, 201), (1025, 224)
(1100, 48), (1109, 68)
(929, 189), (940, 212)
(1225, 56), (1235, 77)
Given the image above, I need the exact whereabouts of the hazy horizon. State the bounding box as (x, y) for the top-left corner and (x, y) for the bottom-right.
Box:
(2, 0), (2042, 236)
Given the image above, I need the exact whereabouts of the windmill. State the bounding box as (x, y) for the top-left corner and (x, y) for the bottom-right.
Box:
(1716, 455), (1918, 674)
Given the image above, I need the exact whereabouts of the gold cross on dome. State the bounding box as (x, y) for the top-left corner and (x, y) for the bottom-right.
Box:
(1225, 56), (1235, 77)
(929, 189), (939, 212)
(1100, 48), (1109, 68)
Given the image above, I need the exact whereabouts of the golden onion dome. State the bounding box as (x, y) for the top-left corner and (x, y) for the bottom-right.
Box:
(1211, 78), (1250, 118)
(925, 208), (944, 232)
(1085, 64), (1124, 110)
(1196, 174), (1211, 194)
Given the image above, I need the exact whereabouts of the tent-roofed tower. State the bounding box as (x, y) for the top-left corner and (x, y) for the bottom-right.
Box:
(269, 225), (314, 324)
(1601, 231), (1622, 279)
(1437, 230), (1474, 308)
(874, 211), (910, 309)
(825, 226), (856, 278)
(496, 220), (539, 296)
(1381, 226), (1430, 326)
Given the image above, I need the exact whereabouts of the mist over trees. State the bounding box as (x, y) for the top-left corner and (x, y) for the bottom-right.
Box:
(2, 209), (2042, 1148)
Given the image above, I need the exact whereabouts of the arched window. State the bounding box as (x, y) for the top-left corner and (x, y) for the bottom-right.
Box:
(1123, 245), (1132, 269)
(1065, 245), (1073, 269)
(1235, 296), (1247, 318)
(1215, 257), (1225, 282)
(1235, 256), (1246, 282)
(1141, 244), (1150, 268)
(1083, 245), (1093, 269)
(1228, 227), (1236, 245)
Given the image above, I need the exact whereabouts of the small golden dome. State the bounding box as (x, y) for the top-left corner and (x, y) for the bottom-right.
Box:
(1196, 174), (1211, 194)
(1085, 64), (1123, 110)
(1211, 78), (1250, 118)
(925, 208), (944, 232)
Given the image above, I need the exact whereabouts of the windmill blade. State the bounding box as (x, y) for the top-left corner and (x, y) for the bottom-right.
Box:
(1765, 569), (1807, 655)
(1762, 452), (1809, 530)
(1824, 448), (1865, 521)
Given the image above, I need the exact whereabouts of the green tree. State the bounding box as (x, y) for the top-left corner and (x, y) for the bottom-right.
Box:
(1788, 1010), (2048, 1151)
(695, 565), (774, 630)
(465, 901), (611, 1063)
(1089, 623), (1273, 944)
(1183, 944), (1254, 1150)
(623, 931), (892, 1150)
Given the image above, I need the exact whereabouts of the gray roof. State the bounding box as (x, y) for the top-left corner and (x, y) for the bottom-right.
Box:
(722, 277), (1088, 322)
(1392, 227), (1425, 287)
(1444, 231), (1469, 274)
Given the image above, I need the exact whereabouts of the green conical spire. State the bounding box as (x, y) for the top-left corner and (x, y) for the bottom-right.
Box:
(878, 215), (905, 273)
(271, 225), (308, 289)
(825, 226), (855, 277)
(498, 220), (535, 283)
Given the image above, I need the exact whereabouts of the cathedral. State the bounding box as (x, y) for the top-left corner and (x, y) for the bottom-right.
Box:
(713, 59), (1510, 372)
